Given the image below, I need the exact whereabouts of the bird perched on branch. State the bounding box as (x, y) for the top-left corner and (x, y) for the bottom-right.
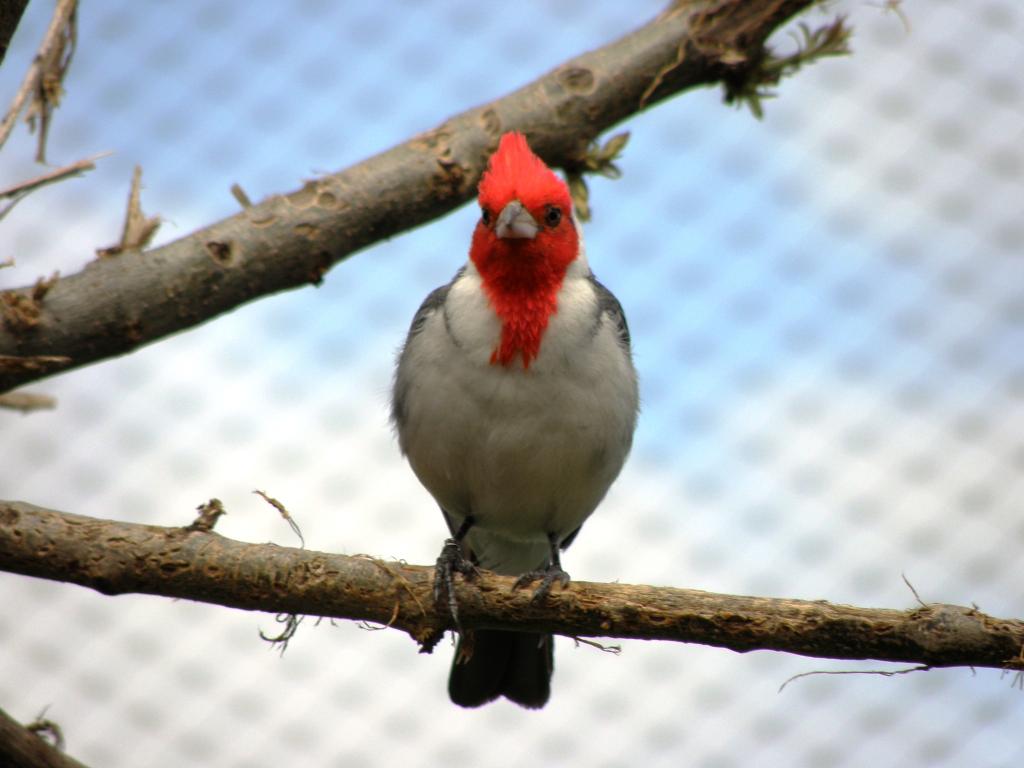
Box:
(392, 131), (638, 709)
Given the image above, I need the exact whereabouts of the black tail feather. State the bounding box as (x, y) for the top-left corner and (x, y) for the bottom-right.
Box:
(448, 630), (553, 709)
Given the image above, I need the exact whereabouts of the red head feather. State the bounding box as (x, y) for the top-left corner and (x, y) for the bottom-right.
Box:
(470, 132), (579, 369)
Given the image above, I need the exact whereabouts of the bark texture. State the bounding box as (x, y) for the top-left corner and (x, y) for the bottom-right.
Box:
(0, 705), (90, 768)
(3, 501), (1022, 670)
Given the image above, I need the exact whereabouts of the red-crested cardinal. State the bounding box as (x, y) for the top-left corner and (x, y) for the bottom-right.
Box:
(391, 132), (638, 709)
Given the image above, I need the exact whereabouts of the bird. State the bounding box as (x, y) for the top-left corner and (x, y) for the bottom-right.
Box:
(391, 131), (638, 709)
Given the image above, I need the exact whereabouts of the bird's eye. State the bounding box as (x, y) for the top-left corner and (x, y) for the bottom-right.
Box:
(544, 205), (562, 227)
(481, 208), (492, 226)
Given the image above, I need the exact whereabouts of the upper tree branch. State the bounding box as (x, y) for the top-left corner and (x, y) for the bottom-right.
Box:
(0, 0), (828, 394)
(0, 1), (30, 69)
(3, 501), (1022, 672)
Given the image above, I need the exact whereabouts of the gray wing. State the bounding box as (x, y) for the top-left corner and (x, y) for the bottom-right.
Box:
(561, 276), (633, 554)
(587, 273), (631, 350)
(390, 268), (463, 429)
(404, 283), (451, 341)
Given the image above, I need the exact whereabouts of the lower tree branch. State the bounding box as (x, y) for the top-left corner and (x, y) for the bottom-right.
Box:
(0, 0), (832, 394)
(0, 704), (90, 768)
(2, 501), (1022, 671)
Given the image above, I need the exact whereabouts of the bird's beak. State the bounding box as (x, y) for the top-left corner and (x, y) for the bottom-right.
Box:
(494, 200), (539, 240)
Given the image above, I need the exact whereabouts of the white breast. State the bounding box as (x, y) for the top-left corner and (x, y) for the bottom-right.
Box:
(395, 256), (638, 574)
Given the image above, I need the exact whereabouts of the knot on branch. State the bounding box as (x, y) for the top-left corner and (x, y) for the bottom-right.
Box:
(413, 126), (474, 202)
(908, 604), (1001, 658)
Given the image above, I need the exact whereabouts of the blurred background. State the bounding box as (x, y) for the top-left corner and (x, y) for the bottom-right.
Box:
(1, 1), (1022, 765)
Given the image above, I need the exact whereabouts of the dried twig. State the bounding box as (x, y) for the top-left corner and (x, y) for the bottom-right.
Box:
(778, 664), (932, 693)
(1, 272), (58, 333)
(25, 707), (65, 751)
(573, 636), (622, 654)
(725, 16), (852, 118)
(95, 166), (161, 257)
(0, 390), (56, 412)
(0, 0), (79, 159)
(565, 132), (630, 221)
(0, 152), (107, 221)
(254, 489), (305, 548)
(0, 702), (89, 768)
(230, 182), (253, 208)
(187, 498), (227, 532)
(902, 572), (927, 608)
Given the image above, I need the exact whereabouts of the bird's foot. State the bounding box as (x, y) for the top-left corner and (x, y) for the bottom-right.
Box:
(513, 564), (571, 604)
(434, 537), (479, 628)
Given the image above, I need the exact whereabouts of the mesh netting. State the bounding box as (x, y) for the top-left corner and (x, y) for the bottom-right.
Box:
(1, 1), (1022, 766)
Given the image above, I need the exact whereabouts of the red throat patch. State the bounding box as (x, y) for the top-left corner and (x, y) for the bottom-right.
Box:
(470, 133), (578, 369)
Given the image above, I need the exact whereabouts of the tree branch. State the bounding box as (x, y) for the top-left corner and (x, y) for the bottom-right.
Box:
(0, 0), (29, 69)
(3, 501), (1022, 672)
(0, 152), (106, 222)
(0, 0), (836, 394)
(0, 0), (78, 159)
(0, 704), (90, 768)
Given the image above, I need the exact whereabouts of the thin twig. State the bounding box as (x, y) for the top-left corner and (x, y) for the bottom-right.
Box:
(0, 152), (108, 221)
(254, 489), (305, 548)
(778, 664), (932, 693)
(573, 636), (622, 654)
(0, 702), (90, 768)
(0, 390), (56, 412)
(25, 706), (65, 751)
(0, 0), (79, 158)
(902, 572), (927, 607)
(95, 165), (161, 257)
(230, 182), (253, 208)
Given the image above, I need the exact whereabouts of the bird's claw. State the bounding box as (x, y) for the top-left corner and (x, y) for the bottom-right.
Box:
(513, 565), (571, 603)
(434, 537), (479, 628)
